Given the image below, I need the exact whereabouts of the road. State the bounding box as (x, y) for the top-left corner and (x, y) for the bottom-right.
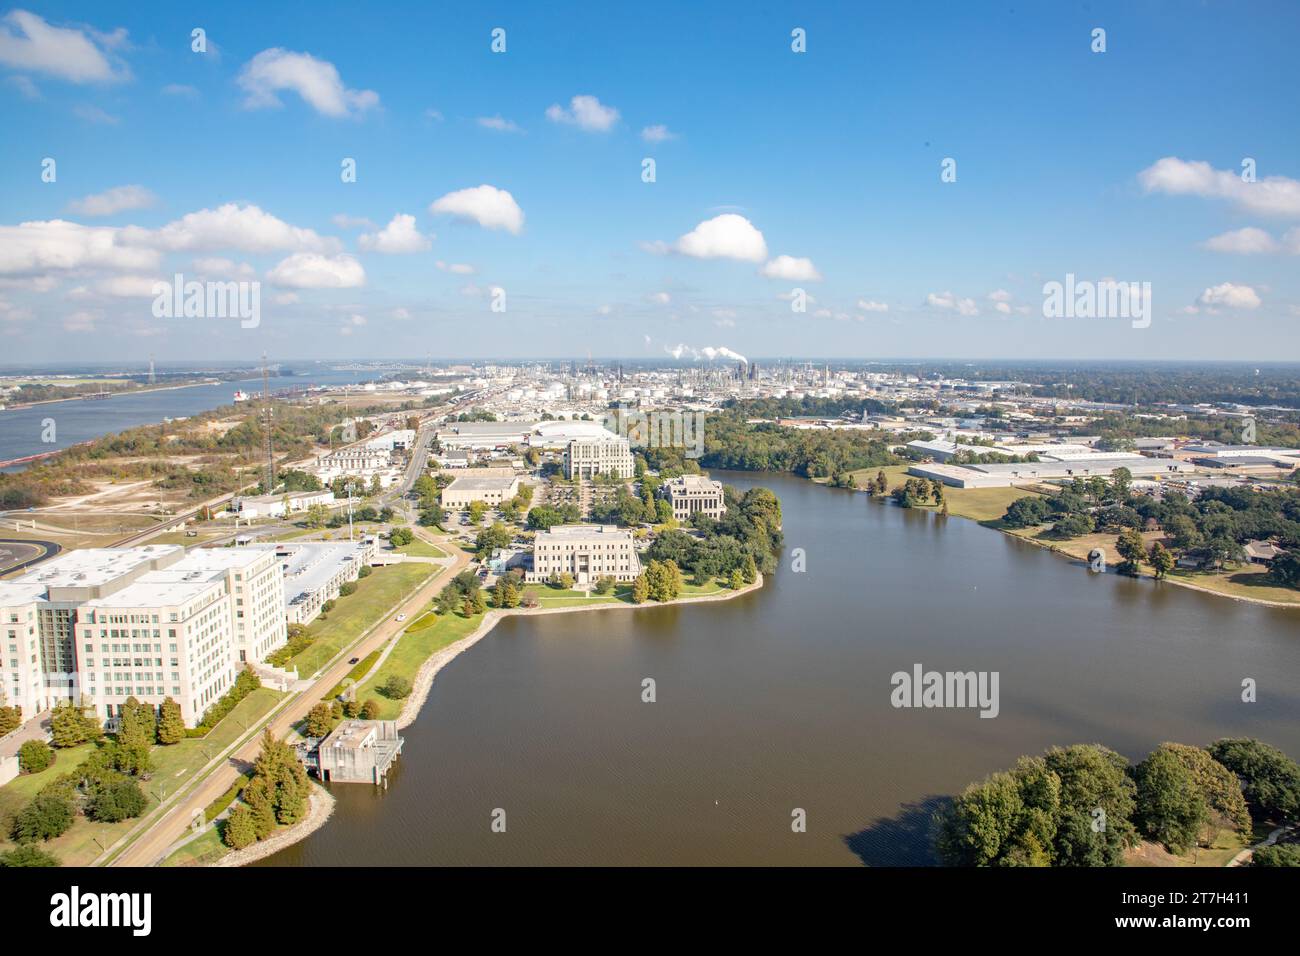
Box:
(106, 540), (471, 867)
(0, 537), (59, 576)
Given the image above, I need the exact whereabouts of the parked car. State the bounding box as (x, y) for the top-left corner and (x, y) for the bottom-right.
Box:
(348, 657), (360, 665)
(396, 613), (407, 622)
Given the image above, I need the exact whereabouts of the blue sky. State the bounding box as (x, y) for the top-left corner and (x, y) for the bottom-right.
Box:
(1, 0), (1298, 364)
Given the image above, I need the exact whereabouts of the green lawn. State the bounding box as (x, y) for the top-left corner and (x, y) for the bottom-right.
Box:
(354, 611), (486, 719)
(286, 562), (437, 676)
(160, 825), (227, 867)
(397, 537), (447, 558)
(0, 688), (285, 867)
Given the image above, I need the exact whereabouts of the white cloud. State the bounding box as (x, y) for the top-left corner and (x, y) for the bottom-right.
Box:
(67, 184), (156, 217)
(64, 310), (98, 333)
(1202, 226), (1281, 254)
(331, 213), (376, 230)
(545, 94), (619, 131)
(1198, 282), (1261, 310)
(191, 257), (255, 278)
(641, 124), (676, 143)
(94, 275), (160, 297)
(126, 203), (337, 254)
(927, 291), (979, 316)
(1139, 157), (1300, 218)
(477, 115), (521, 133)
(429, 185), (524, 234)
(0, 10), (127, 83)
(435, 260), (475, 274)
(671, 214), (767, 262)
(73, 104), (118, 124)
(6, 74), (39, 98)
(760, 255), (821, 281)
(424, 108), (443, 121)
(273, 292), (299, 305)
(0, 220), (159, 276)
(267, 252), (365, 289)
(237, 48), (378, 118)
(648, 291), (672, 305)
(856, 299), (889, 313)
(392, 307), (410, 320)
(358, 213), (432, 254)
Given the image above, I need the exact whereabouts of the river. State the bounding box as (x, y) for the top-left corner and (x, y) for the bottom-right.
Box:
(261, 471), (1300, 866)
(0, 368), (377, 469)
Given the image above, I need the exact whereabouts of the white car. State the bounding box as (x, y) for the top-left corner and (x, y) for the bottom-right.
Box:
(395, 613), (407, 622)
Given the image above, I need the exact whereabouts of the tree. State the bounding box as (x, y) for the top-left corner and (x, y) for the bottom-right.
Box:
(1116, 529), (1146, 563)
(1050, 512), (1095, 539)
(728, 568), (745, 590)
(17, 740), (52, 773)
(157, 697), (185, 745)
(0, 704), (21, 738)
(1002, 496), (1051, 528)
(305, 703), (333, 738)
(1161, 743), (1251, 833)
(0, 844), (60, 867)
(874, 470), (888, 496)
(383, 675), (412, 700)
(1208, 738), (1300, 823)
(557, 571), (575, 590)
(13, 792), (75, 843)
(1251, 844), (1300, 867)
(360, 699), (381, 720)
(389, 526), (414, 547)
(1133, 747), (1208, 854)
(86, 779), (148, 823)
(467, 500), (488, 525)
(223, 804), (257, 850)
(741, 554), (758, 584)
(631, 573), (649, 604)
(117, 696), (157, 749)
(304, 502), (329, 529)
(1148, 542), (1175, 579)
(50, 701), (97, 748)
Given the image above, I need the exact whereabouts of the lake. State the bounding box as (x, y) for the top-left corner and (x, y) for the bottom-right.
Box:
(261, 470), (1300, 866)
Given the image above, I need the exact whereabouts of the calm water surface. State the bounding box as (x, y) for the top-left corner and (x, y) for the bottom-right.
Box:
(263, 471), (1300, 866)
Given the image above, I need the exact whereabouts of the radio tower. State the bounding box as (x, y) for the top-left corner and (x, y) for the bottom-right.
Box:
(148, 355), (155, 385)
(261, 354), (275, 491)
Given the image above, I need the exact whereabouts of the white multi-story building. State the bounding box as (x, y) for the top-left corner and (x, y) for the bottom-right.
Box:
(232, 489), (335, 519)
(527, 525), (641, 585)
(662, 475), (727, 522)
(0, 545), (289, 727)
(564, 436), (634, 479)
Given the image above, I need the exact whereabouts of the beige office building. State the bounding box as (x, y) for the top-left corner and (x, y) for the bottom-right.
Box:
(564, 436), (634, 479)
(440, 474), (522, 509)
(662, 475), (727, 521)
(527, 525), (641, 585)
(0, 545), (288, 728)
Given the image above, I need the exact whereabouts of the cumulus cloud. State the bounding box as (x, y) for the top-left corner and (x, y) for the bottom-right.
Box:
(927, 291), (979, 316)
(435, 260), (474, 274)
(641, 124), (676, 143)
(545, 94), (619, 131)
(477, 115), (521, 133)
(0, 220), (159, 276)
(1139, 157), (1300, 218)
(124, 203), (338, 254)
(0, 10), (128, 83)
(668, 214), (767, 262)
(237, 48), (378, 117)
(93, 275), (160, 297)
(856, 298), (889, 313)
(191, 257), (255, 278)
(73, 104), (118, 124)
(358, 213), (432, 253)
(331, 213), (376, 230)
(760, 254), (821, 281)
(1201, 226), (1289, 255)
(647, 291), (672, 305)
(266, 252), (365, 289)
(67, 184), (156, 217)
(429, 184), (524, 234)
(1198, 282), (1261, 310)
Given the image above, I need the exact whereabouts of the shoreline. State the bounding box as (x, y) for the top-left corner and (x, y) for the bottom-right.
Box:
(397, 573), (765, 729)
(216, 783), (336, 868)
(852, 481), (1300, 611)
(207, 573), (765, 864)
